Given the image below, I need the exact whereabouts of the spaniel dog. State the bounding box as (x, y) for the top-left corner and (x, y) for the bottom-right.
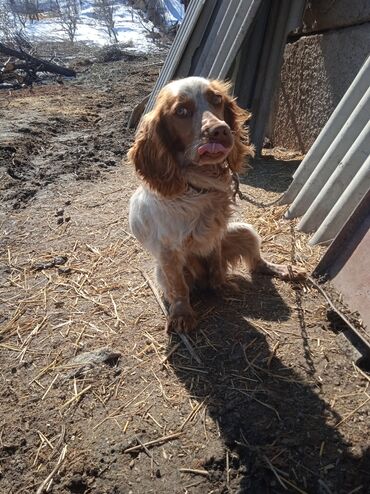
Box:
(128, 77), (304, 332)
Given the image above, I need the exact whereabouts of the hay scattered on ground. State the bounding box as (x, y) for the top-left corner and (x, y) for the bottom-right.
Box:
(0, 94), (369, 492)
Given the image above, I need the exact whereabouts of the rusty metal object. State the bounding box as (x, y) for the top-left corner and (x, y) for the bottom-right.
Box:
(314, 190), (370, 351)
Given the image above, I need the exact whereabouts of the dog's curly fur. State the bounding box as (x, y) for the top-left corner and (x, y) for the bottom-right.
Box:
(128, 77), (305, 332)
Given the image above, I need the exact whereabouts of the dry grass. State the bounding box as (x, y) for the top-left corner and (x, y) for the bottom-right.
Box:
(0, 159), (369, 493)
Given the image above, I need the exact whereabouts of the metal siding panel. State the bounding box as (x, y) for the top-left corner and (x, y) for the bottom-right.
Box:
(194, 0), (239, 75)
(233, 1), (271, 108)
(280, 54), (369, 254)
(210, 0), (262, 79)
(282, 56), (370, 205)
(177, 0), (222, 77)
(194, 0), (262, 79)
(144, 0), (209, 113)
(298, 121), (370, 233)
(309, 155), (370, 245)
(249, 0), (305, 153)
(285, 84), (370, 220)
(142, 0), (264, 115)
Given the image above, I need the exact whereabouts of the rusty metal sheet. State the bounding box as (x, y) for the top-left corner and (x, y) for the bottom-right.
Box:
(314, 190), (370, 346)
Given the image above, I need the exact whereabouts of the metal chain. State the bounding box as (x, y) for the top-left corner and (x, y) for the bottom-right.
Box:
(232, 172), (285, 208)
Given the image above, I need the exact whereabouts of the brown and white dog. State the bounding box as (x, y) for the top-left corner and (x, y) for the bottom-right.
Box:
(128, 77), (304, 332)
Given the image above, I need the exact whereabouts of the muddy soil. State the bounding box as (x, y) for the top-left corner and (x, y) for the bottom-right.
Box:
(0, 44), (369, 494)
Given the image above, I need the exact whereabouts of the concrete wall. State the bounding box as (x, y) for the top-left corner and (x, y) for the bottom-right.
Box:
(301, 0), (370, 32)
(269, 0), (370, 153)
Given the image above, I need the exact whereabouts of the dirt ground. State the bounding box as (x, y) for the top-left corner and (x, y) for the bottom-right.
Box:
(0, 45), (369, 494)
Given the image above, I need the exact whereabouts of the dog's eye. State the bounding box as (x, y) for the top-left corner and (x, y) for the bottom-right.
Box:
(212, 94), (223, 106)
(175, 106), (191, 118)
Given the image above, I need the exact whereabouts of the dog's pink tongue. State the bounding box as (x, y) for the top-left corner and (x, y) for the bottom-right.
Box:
(198, 142), (227, 156)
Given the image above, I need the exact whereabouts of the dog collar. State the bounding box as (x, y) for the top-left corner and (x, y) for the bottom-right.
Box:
(186, 161), (233, 195)
(186, 183), (210, 195)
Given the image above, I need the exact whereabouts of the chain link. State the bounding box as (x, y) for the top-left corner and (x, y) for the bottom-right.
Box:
(232, 172), (285, 208)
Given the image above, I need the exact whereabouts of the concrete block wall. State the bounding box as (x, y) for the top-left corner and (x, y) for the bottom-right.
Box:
(302, 0), (370, 32)
(269, 0), (370, 153)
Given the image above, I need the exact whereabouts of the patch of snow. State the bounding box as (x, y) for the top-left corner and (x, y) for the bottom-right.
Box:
(4, 0), (183, 51)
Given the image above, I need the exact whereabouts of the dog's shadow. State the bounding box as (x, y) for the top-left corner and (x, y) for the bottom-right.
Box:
(167, 276), (370, 493)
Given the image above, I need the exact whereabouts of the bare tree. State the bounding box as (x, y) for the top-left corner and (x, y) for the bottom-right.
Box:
(127, 0), (179, 37)
(0, 6), (17, 42)
(56, 0), (80, 43)
(0, 1), (31, 46)
(24, 0), (40, 22)
(6, 0), (28, 29)
(146, 0), (167, 30)
(93, 0), (118, 43)
(5, 0), (43, 26)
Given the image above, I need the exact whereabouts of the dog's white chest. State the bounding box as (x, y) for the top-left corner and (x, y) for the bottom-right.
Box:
(129, 186), (230, 258)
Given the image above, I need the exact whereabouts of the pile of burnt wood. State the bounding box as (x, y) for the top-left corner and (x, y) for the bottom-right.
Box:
(0, 41), (76, 89)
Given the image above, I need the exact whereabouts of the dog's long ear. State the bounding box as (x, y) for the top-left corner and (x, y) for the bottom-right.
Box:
(224, 95), (255, 173)
(128, 110), (186, 197)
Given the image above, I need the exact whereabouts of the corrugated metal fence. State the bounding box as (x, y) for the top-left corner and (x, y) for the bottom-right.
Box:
(281, 55), (370, 246)
(141, 0), (305, 154)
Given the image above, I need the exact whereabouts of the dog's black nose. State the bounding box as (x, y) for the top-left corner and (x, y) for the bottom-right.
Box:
(205, 123), (233, 148)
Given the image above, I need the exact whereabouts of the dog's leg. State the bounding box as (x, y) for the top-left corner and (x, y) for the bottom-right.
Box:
(157, 248), (197, 332)
(205, 243), (242, 292)
(222, 222), (306, 281)
(184, 255), (209, 291)
(207, 243), (227, 289)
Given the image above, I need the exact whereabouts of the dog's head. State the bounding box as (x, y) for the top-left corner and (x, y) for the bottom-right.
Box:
(128, 77), (254, 197)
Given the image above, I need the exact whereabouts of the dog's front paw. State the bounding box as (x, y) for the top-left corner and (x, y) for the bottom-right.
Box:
(275, 264), (307, 281)
(167, 301), (197, 333)
(209, 274), (240, 293)
(257, 260), (307, 281)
